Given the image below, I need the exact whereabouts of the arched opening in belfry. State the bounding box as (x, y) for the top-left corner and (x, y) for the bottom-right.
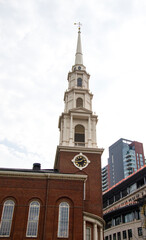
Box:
(74, 124), (85, 144)
(76, 98), (83, 108)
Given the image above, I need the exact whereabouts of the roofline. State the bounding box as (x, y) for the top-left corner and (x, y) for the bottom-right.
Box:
(103, 165), (146, 195)
(0, 170), (87, 181)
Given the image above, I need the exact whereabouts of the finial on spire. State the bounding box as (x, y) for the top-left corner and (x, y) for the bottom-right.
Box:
(74, 22), (82, 32)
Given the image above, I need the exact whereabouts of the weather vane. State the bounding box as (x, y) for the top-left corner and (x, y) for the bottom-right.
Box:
(74, 22), (82, 32)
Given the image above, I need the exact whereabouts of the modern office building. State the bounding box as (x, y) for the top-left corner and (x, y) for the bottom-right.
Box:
(102, 165), (109, 192)
(103, 165), (146, 240)
(108, 138), (145, 187)
(0, 27), (104, 239)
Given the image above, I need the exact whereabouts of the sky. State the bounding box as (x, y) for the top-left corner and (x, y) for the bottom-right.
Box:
(0, 0), (146, 170)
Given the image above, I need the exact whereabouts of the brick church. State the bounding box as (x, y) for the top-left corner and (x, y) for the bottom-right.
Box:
(0, 26), (104, 240)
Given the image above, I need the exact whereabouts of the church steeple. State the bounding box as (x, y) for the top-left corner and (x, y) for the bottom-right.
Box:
(58, 27), (98, 148)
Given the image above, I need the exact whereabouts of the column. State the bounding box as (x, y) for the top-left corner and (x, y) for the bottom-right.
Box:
(83, 220), (86, 240)
(100, 227), (103, 240)
(62, 117), (66, 145)
(88, 116), (92, 147)
(93, 223), (98, 240)
(73, 91), (76, 108)
(69, 115), (73, 146)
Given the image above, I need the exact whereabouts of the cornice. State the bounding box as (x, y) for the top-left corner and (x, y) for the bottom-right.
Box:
(57, 145), (104, 154)
(0, 170), (87, 181)
(83, 211), (105, 226)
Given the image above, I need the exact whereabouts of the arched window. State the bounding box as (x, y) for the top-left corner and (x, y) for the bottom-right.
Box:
(77, 78), (82, 87)
(58, 202), (69, 238)
(75, 125), (85, 143)
(76, 98), (83, 108)
(0, 200), (15, 237)
(26, 201), (40, 237)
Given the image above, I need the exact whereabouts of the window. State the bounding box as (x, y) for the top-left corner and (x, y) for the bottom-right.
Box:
(123, 212), (134, 223)
(128, 229), (132, 238)
(86, 227), (91, 240)
(115, 192), (121, 201)
(26, 201), (40, 237)
(0, 200), (15, 237)
(74, 125), (85, 144)
(117, 232), (121, 240)
(76, 98), (83, 108)
(138, 227), (143, 236)
(122, 230), (127, 239)
(113, 233), (116, 240)
(58, 202), (69, 238)
(105, 219), (112, 229)
(114, 216), (121, 226)
(77, 78), (82, 87)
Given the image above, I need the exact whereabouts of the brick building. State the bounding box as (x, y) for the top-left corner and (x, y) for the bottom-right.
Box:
(0, 26), (104, 240)
(103, 166), (146, 240)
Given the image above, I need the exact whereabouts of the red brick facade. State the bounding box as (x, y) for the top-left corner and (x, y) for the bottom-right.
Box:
(0, 173), (86, 239)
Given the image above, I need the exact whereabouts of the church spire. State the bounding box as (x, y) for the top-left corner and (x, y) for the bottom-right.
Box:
(74, 22), (83, 65)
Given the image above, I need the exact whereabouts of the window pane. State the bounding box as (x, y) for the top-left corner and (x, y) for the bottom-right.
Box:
(58, 202), (69, 238)
(0, 200), (15, 237)
(86, 227), (91, 240)
(75, 125), (85, 143)
(123, 230), (127, 239)
(128, 229), (132, 238)
(26, 201), (40, 237)
(138, 227), (142, 236)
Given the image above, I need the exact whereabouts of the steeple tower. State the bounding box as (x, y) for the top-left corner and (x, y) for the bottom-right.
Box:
(58, 27), (98, 148)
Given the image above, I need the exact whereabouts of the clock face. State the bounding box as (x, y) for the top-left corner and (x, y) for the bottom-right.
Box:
(75, 155), (87, 168)
(71, 153), (90, 170)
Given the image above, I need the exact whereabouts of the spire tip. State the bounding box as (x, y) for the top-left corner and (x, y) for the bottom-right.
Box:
(74, 22), (82, 32)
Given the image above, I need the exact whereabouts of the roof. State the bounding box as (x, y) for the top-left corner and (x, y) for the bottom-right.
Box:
(103, 165), (146, 197)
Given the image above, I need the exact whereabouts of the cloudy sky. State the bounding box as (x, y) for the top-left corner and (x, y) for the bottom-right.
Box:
(0, 0), (146, 170)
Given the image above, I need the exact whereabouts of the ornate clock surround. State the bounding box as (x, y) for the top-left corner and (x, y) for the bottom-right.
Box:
(71, 152), (90, 170)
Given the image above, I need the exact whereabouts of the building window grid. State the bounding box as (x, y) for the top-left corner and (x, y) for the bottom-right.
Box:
(26, 201), (40, 237)
(58, 202), (69, 238)
(0, 200), (15, 237)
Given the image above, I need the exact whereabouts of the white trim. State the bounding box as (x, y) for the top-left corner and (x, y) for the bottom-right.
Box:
(0, 171), (87, 181)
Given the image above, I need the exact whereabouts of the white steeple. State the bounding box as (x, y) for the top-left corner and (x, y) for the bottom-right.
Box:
(58, 27), (98, 149)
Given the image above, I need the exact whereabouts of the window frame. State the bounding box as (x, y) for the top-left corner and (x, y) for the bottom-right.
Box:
(26, 200), (40, 237)
(57, 202), (69, 238)
(0, 200), (15, 237)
